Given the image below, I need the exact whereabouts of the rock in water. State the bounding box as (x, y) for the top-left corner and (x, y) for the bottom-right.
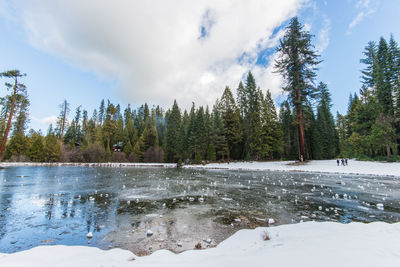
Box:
(146, 229), (153, 236)
(195, 242), (202, 249)
(377, 203), (384, 210)
(87, 232), (93, 238)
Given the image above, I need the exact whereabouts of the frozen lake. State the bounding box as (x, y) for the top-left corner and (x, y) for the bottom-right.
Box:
(0, 166), (399, 254)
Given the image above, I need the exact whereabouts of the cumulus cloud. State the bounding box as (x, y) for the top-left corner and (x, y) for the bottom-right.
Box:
(7, 0), (307, 108)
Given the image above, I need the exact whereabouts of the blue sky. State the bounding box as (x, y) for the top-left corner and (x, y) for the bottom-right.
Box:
(0, 0), (399, 132)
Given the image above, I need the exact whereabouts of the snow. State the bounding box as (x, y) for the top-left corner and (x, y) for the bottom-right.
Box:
(184, 159), (400, 177)
(376, 203), (384, 210)
(1, 221), (399, 267)
(1, 160), (399, 265)
(2, 159), (399, 177)
(146, 230), (153, 236)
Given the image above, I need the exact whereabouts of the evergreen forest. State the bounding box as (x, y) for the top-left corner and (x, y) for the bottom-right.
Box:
(1, 17), (400, 163)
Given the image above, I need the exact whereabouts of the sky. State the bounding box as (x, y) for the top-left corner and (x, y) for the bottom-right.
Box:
(0, 0), (400, 132)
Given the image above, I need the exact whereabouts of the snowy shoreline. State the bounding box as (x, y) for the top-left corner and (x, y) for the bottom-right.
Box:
(0, 221), (399, 267)
(2, 159), (399, 177)
(184, 159), (400, 177)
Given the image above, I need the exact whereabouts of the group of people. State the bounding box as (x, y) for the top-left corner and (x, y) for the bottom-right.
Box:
(337, 158), (348, 166)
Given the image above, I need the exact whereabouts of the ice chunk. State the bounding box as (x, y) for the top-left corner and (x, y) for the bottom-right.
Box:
(146, 230), (153, 236)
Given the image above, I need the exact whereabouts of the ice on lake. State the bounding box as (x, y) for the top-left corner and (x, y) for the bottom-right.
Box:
(0, 166), (399, 254)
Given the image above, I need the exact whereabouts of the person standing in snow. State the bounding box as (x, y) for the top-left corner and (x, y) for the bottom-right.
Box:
(337, 159), (339, 166)
(341, 158), (345, 166)
(345, 159), (348, 166)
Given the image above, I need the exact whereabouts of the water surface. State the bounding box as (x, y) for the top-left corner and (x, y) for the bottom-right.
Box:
(0, 166), (399, 254)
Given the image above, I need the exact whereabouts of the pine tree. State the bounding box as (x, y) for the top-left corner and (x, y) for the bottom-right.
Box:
(336, 112), (349, 157)
(164, 100), (182, 162)
(314, 82), (339, 159)
(219, 86), (242, 159)
(5, 87), (30, 161)
(142, 112), (159, 150)
(186, 103), (197, 159)
(249, 88), (263, 160)
(99, 99), (105, 125)
(103, 103), (116, 151)
(360, 41), (378, 88)
(261, 90), (283, 159)
(279, 101), (296, 159)
(348, 86), (379, 157)
(236, 81), (247, 118)
(211, 104), (228, 160)
(73, 105), (83, 143)
(275, 17), (321, 161)
(376, 37), (394, 116)
(193, 106), (207, 160)
(238, 72), (262, 159)
(28, 133), (45, 162)
(370, 114), (396, 159)
(155, 105), (165, 147)
(56, 99), (70, 140)
(133, 135), (145, 162)
(0, 70), (27, 161)
(44, 133), (61, 162)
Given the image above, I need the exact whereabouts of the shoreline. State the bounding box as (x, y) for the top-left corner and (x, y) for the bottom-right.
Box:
(1, 159), (400, 177)
(0, 162), (177, 168)
(0, 221), (399, 267)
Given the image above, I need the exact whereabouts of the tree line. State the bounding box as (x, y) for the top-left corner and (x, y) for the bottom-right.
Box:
(337, 34), (400, 161)
(1, 17), (398, 163)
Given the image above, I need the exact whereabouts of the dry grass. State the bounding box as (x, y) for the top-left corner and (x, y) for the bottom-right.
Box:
(137, 250), (149, 256)
(286, 160), (309, 166)
(263, 230), (270, 241)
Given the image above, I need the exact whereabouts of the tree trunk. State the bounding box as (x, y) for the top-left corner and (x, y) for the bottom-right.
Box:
(296, 89), (305, 162)
(386, 145), (391, 159)
(0, 80), (18, 161)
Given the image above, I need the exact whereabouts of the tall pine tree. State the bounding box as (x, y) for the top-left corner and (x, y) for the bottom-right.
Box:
(275, 17), (321, 161)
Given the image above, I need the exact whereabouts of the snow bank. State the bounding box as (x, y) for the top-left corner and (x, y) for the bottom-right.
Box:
(1, 221), (399, 267)
(2, 159), (399, 177)
(184, 159), (400, 177)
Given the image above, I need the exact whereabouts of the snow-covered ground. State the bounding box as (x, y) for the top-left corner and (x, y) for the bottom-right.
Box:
(0, 221), (399, 267)
(184, 159), (400, 177)
(2, 159), (400, 177)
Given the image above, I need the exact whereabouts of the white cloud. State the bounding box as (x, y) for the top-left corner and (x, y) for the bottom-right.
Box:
(316, 15), (330, 54)
(6, 0), (307, 109)
(346, 0), (377, 35)
(41, 115), (58, 125)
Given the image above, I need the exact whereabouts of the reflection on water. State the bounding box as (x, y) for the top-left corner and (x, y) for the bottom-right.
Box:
(0, 166), (399, 254)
